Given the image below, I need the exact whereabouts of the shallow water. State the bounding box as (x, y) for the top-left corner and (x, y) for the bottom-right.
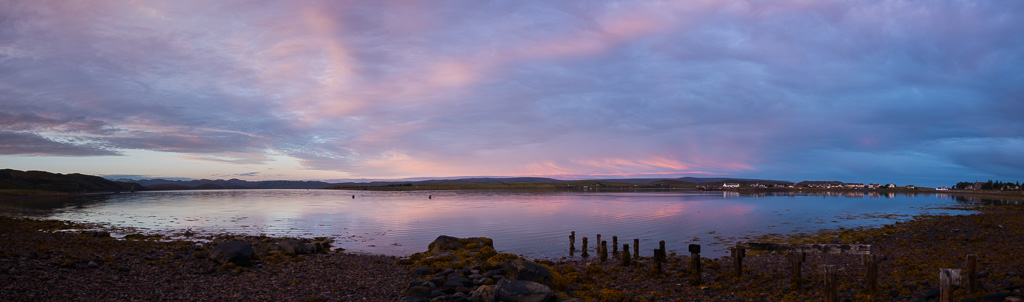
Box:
(2, 189), (978, 258)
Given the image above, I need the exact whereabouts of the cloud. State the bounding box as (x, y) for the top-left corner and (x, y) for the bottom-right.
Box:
(1, 0), (1022, 184)
(0, 131), (119, 156)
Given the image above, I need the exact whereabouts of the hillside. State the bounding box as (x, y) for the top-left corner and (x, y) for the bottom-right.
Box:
(115, 178), (335, 190)
(0, 169), (138, 194)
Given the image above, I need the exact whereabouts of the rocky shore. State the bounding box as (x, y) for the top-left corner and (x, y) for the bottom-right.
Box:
(3, 203), (1024, 301)
(398, 204), (1024, 301)
(0, 217), (408, 301)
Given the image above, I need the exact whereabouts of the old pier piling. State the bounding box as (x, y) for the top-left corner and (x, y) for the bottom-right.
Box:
(622, 244), (632, 266)
(689, 244), (702, 285)
(612, 236), (618, 254)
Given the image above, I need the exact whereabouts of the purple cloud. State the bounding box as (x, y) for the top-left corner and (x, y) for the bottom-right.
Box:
(1, 0), (1022, 185)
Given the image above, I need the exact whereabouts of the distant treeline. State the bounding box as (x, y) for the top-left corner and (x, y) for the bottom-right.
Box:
(954, 180), (1022, 191)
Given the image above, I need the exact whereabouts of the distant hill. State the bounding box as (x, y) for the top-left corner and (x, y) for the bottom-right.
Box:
(115, 178), (335, 190)
(325, 176), (795, 188)
(0, 169), (139, 193)
(675, 177), (793, 185)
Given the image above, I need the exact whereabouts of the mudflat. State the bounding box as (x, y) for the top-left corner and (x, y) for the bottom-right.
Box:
(0, 216), (409, 301)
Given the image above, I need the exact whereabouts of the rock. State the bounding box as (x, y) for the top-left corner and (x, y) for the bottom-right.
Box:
(470, 285), (496, 302)
(431, 290), (446, 299)
(504, 260), (552, 284)
(406, 285), (432, 299)
(469, 273), (484, 284)
(429, 278), (446, 288)
(1005, 296), (1023, 302)
(275, 239), (315, 255)
(81, 231), (110, 238)
(403, 297), (429, 302)
(922, 288), (940, 300)
(484, 269), (506, 278)
(209, 240), (254, 266)
(428, 235), (494, 254)
(413, 267), (433, 277)
(87, 261), (99, 268)
(983, 292), (1012, 301)
(444, 275), (473, 289)
(494, 279), (553, 302)
(123, 233), (148, 240)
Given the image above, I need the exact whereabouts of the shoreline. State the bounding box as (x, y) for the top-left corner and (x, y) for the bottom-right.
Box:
(3, 203), (1024, 301)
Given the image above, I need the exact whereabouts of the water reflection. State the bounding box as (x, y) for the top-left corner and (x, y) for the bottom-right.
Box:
(0, 190), (987, 259)
(0, 194), (110, 216)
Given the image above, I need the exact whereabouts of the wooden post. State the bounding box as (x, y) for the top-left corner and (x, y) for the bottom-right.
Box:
(731, 247), (745, 278)
(581, 237), (589, 258)
(823, 265), (837, 302)
(689, 244), (701, 286)
(866, 254), (878, 296)
(612, 236), (618, 255)
(789, 252), (805, 290)
(633, 239), (640, 259)
(569, 231), (576, 255)
(622, 244), (632, 266)
(967, 254), (978, 293)
(653, 249), (663, 274)
(599, 241), (608, 262)
(596, 234), (601, 250)
(940, 268), (961, 302)
(659, 240), (666, 259)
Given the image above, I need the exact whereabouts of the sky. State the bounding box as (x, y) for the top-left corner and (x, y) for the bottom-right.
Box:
(1, 0), (1022, 187)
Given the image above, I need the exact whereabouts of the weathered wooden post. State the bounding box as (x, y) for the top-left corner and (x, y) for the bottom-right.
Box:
(622, 244), (632, 266)
(789, 252), (806, 290)
(823, 265), (838, 302)
(866, 254), (878, 296)
(569, 231), (576, 255)
(653, 248), (663, 274)
(967, 254), (978, 293)
(689, 244), (701, 286)
(731, 246), (745, 278)
(633, 239), (640, 259)
(659, 240), (666, 258)
(596, 234), (601, 250)
(612, 236), (618, 255)
(599, 241), (608, 262)
(940, 268), (961, 302)
(581, 237), (589, 258)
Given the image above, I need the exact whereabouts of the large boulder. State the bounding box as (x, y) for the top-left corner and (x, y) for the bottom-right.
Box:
(428, 235), (494, 254)
(494, 279), (553, 302)
(209, 240), (254, 266)
(273, 238), (333, 254)
(505, 259), (552, 284)
(275, 239), (315, 254)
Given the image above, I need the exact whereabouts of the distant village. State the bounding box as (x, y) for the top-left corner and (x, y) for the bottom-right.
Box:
(714, 180), (1023, 192)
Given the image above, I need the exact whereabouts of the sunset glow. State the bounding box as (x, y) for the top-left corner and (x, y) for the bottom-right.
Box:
(2, 1), (1022, 186)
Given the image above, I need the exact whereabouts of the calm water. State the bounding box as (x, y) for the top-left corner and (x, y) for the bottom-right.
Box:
(2, 190), (978, 258)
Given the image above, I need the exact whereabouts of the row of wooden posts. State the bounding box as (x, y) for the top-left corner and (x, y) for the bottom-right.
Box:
(569, 232), (982, 301)
(569, 231), (706, 285)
